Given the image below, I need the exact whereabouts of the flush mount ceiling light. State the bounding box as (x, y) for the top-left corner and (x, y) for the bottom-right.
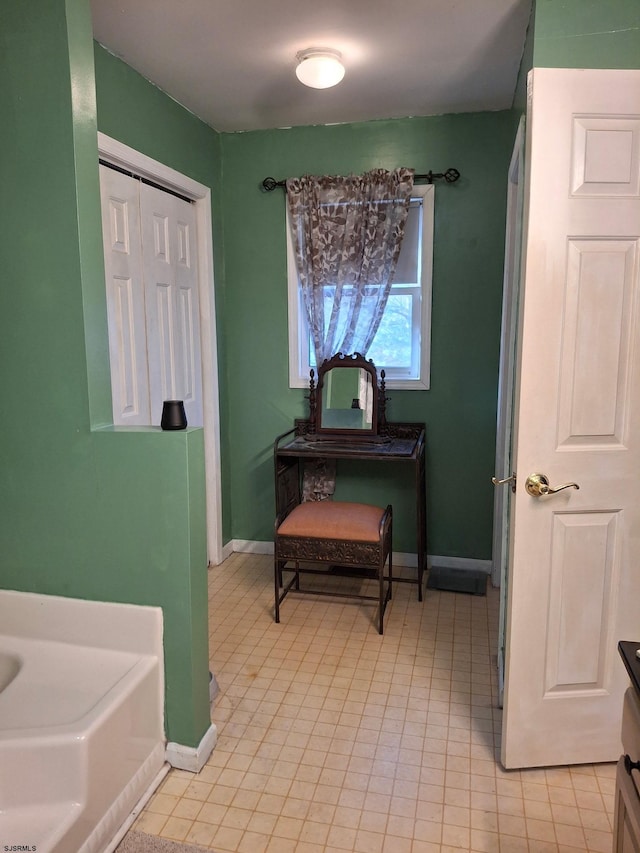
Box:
(295, 48), (345, 89)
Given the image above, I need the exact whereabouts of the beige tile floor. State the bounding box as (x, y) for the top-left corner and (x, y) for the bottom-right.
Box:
(131, 552), (616, 852)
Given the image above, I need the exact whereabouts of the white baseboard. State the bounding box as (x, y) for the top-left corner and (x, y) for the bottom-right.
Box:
(219, 540), (235, 561)
(429, 555), (492, 574)
(166, 723), (217, 773)
(231, 539), (273, 555)
(229, 540), (491, 573)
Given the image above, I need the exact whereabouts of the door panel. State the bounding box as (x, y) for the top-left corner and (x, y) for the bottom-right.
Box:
(141, 183), (203, 427)
(558, 240), (636, 446)
(502, 68), (640, 768)
(177, 284), (198, 402)
(546, 511), (618, 690)
(154, 281), (174, 404)
(99, 165), (151, 425)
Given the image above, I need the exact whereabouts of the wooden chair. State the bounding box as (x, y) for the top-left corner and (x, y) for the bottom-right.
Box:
(274, 499), (392, 634)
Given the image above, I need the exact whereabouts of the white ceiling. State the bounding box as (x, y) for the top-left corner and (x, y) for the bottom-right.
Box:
(90, 0), (533, 133)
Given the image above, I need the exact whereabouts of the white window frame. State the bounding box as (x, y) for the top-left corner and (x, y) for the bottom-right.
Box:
(287, 183), (434, 390)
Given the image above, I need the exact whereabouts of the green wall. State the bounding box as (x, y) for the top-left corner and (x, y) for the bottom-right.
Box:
(533, 0), (640, 68)
(0, 0), (211, 748)
(219, 112), (519, 559)
(513, 0), (640, 111)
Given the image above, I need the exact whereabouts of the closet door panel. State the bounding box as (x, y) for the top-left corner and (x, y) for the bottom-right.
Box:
(141, 184), (203, 427)
(99, 165), (151, 425)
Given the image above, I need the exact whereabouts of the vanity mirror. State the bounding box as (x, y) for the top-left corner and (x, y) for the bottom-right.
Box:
(310, 352), (386, 439)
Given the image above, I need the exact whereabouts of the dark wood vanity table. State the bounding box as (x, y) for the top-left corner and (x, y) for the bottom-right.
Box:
(274, 353), (427, 599)
(615, 642), (640, 851)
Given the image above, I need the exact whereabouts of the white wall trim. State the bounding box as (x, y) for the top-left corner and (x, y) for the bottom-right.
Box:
(232, 539), (274, 555)
(166, 723), (217, 773)
(430, 555), (492, 574)
(229, 539), (492, 573)
(218, 541), (235, 563)
(97, 133), (223, 566)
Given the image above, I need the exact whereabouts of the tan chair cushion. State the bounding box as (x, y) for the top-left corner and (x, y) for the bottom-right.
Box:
(278, 501), (385, 543)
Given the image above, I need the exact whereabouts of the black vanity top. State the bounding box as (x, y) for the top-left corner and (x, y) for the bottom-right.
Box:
(619, 641), (640, 699)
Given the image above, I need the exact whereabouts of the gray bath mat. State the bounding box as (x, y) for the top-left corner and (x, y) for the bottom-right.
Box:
(116, 829), (211, 853)
(426, 566), (487, 595)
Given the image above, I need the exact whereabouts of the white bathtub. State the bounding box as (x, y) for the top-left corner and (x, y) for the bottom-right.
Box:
(0, 590), (166, 853)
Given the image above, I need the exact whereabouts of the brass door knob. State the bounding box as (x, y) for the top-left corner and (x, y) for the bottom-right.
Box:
(525, 473), (580, 497)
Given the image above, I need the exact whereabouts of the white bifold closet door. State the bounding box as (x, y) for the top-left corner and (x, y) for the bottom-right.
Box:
(99, 164), (203, 427)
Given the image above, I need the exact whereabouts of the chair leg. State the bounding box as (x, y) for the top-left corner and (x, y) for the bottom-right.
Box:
(378, 549), (386, 635)
(274, 556), (281, 623)
(378, 547), (392, 635)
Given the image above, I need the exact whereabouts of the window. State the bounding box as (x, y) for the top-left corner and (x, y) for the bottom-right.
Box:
(287, 183), (433, 389)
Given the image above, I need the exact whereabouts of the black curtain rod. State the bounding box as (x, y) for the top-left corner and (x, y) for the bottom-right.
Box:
(261, 168), (460, 192)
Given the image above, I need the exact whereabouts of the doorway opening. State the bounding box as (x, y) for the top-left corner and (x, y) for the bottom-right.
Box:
(97, 132), (223, 566)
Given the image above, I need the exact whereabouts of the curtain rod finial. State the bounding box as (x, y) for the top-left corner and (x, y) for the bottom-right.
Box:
(262, 177), (279, 192)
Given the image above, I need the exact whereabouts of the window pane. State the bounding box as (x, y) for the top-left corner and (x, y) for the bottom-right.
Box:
(309, 285), (390, 367)
(367, 294), (413, 368)
(392, 201), (421, 284)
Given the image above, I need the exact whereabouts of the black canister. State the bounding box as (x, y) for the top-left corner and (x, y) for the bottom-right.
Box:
(161, 400), (188, 430)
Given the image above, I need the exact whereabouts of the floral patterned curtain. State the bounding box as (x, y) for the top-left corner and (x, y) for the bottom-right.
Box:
(286, 168), (414, 366)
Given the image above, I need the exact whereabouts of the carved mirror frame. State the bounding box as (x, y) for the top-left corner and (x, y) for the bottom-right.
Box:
(313, 352), (382, 439)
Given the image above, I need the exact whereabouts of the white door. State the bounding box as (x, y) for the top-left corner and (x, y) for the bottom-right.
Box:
(100, 167), (203, 428)
(502, 68), (640, 769)
(140, 183), (203, 427)
(100, 165), (151, 425)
